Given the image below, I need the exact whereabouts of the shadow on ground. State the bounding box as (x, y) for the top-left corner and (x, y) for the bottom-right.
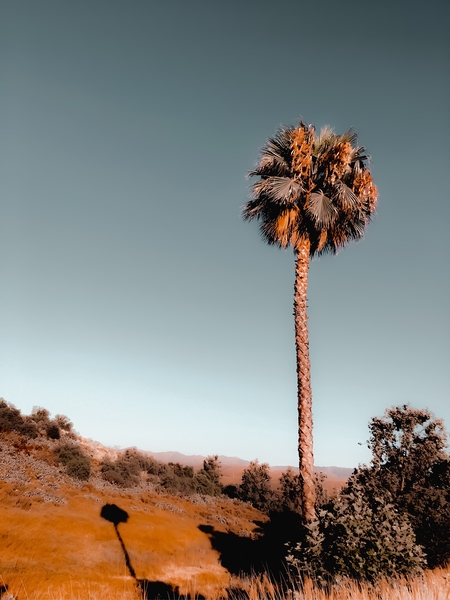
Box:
(199, 508), (302, 592)
(100, 503), (301, 599)
(100, 503), (206, 599)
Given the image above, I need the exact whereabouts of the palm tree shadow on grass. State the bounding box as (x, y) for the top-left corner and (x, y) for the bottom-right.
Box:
(100, 503), (205, 600)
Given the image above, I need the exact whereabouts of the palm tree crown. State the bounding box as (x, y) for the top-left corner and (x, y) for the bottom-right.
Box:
(243, 122), (378, 254)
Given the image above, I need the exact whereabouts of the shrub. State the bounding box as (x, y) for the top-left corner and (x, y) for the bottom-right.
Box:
(354, 405), (450, 568)
(287, 478), (425, 583)
(0, 399), (38, 438)
(54, 413), (73, 432)
(159, 465), (196, 494)
(56, 443), (91, 481)
(238, 460), (274, 511)
(100, 449), (160, 488)
(46, 423), (61, 440)
(194, 455), (223, 496)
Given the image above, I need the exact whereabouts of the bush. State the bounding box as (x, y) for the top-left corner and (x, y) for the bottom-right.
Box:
(159, 463), (196, 494)
(100, 449), (163, 488)
(56, 443), (91, 481)
(238, 460), (274, 511)
(46, 423), (61, 440)
(353, 405), (450, 568)
(54, 413), (73, 432)
(0, 399), (38, 438)
(287, 478), (425, 583)
(194, 455), (223, 496)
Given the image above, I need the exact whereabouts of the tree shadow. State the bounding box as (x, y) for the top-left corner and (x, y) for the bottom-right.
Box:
(101, 503), (206, 600)
(199, 509), (302, 591)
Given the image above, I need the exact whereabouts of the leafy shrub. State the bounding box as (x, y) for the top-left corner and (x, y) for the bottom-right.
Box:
(0, 399), (38, 438)
(159, 462), (196, 494)
(54, 413), (73, 432)
(56, 443), (91, 481)
(100, 449), (164, 488)
(46, 423), (61, 440)
(353, 405), (450, 569)
(287, 478), (425, 583)
(194, 455), (223, 496)
(238, 460), (274, 511)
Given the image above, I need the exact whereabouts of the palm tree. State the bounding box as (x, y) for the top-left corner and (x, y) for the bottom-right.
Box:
(243, 122), (378, 522)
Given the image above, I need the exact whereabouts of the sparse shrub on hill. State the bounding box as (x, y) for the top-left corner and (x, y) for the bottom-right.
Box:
(45, 423), (61, 439)
(159, 462), (196, 494)
(238, 460), (275, 511)
(0, 399), (38, 438)
(54, 413), (73, 432)
(30, 406), (52, 430)
(100, 448), (151, 487)
(194, 455), (223, 496)
(56, 443), (91, 481)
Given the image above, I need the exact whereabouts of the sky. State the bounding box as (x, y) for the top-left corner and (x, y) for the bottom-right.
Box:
(1, 0), (449, 468)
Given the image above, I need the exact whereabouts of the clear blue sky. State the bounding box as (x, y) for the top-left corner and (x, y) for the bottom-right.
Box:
(1, 0), (449, 467)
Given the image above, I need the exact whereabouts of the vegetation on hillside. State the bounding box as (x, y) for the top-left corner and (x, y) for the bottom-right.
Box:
(287, 405), (450, 583)
(1, 398), (449, 596)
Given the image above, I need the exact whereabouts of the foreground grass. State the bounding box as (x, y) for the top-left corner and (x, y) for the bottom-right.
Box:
(1, 569), (449, 600)
(1, 433), (449, 600)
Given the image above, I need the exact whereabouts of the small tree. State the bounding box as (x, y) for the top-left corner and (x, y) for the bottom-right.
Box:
(277, 468), (300, 512)
(239, 460), (274, 511)
(354, 404), (450, 568)
(195, 455), (223, 496)
(287, 478), (425, 583)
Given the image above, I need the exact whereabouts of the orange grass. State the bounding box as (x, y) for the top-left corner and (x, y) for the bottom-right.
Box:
(0, 479), (262, 599)
(1, 437), (449, 600)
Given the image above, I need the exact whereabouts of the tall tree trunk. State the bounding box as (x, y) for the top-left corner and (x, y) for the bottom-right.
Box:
(294, 238), (316, 522)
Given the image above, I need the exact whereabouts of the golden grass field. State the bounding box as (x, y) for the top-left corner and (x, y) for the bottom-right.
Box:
(1, 432), (449, 600)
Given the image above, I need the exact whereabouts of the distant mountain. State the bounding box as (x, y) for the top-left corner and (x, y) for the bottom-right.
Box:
(79, 440), (353, 488)
(145, 450), (250, 468)
(143, 449), (354, 488)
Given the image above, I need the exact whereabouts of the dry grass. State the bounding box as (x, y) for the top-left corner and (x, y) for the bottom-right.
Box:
(1, 435), (449, 600)
(0, 475), (259, 598)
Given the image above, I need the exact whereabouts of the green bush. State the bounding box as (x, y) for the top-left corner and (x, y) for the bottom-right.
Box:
(0, 399), (38, 438)
(287, 478), (425, 583)
(56, 443), (91, 481)
(194, 456), (223, 496)
(100, 449), (164, 488)
(353, 405), (450, 569)
(238, 460), (274, 511)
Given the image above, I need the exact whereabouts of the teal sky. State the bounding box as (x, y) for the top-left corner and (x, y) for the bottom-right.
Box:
(1, 0), (449, 467)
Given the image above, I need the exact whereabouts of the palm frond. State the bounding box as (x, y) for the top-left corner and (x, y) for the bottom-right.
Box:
(334, 181), (360, 210)
(265, 177), (303, 204)
(338, 128), (358, 146)
(242, 198), (265, 221)
(306, 191), (337, 226)
(314, 125), (335, 152)
(248, 126), (294, 178)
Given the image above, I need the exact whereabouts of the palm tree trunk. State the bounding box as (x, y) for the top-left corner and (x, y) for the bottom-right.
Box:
(294, 238), (316, 522)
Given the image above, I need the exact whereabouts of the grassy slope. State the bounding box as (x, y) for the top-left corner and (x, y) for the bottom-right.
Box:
(1, 432), (450, 600)
(0, 433), (263, 599)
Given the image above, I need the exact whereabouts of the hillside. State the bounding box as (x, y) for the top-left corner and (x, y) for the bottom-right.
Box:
(0, 430), (267, 599)
(0, 398), (352, 599)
